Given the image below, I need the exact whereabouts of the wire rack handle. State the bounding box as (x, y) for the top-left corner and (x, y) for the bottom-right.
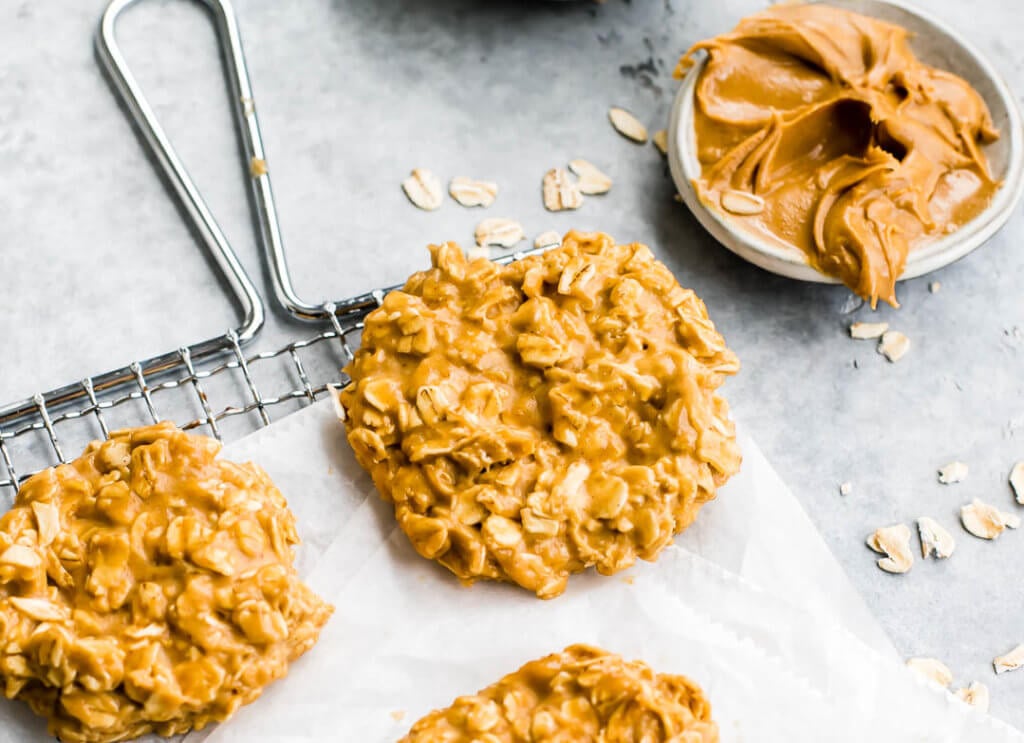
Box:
(96, 0), (280, 331)
(98, 0), (378, 322)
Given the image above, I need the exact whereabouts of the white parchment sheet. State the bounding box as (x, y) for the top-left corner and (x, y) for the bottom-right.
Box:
(202, 401), (1024, 742)
(0, 400), (1020, 741)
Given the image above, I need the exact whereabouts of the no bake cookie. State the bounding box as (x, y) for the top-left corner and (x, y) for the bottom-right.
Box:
(339, 231), (740, 598)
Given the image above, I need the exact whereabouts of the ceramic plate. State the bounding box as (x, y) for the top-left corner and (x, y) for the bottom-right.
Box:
(667, 0), (1024, 284)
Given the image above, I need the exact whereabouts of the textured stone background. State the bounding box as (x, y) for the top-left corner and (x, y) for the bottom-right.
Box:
(1, 0), (1023, 730)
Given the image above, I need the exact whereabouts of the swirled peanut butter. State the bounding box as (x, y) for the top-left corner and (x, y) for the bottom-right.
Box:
(682, 4), (1000, 307)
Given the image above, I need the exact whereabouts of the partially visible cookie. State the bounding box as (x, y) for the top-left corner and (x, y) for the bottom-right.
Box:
(339, 231), (740, 598)
(0, 423), (332, 743)
(400, 644), (718, 742)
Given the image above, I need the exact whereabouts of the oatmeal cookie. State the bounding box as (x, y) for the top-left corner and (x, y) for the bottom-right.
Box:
(0, 423), (332, 742)
(340, 231), (740, 598)
(400, 644), (718, 742)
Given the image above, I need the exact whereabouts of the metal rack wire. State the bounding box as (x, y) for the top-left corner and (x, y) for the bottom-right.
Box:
(0, 321), (361, 495)
(0, 0), (544, 498)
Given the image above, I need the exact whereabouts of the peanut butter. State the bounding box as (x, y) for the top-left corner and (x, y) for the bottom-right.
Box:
(683, 4), (1000, 307)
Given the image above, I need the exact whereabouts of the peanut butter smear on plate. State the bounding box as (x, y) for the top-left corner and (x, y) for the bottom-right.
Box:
(680, 4), (1000, 307)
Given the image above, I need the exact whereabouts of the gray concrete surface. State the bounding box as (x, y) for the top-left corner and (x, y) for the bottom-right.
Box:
(1, 0), (1023, 730)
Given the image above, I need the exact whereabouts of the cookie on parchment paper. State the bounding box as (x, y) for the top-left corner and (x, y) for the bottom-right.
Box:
(400, 644), (719, 742)
(339, 231), (740, 598)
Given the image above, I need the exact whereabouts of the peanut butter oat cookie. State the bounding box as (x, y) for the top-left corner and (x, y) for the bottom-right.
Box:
(0, 423), (332, 743)
(339, 231), (740, 598)
(400, 644), (719, 742)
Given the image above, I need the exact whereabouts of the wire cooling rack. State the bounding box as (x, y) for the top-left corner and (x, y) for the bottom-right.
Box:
(0, 319), (364, 498)
(0, 0), (346, 497)
(0, 0), (543, 498)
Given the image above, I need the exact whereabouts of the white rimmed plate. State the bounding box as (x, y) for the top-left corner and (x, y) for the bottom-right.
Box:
(667, 0), (1024, 284)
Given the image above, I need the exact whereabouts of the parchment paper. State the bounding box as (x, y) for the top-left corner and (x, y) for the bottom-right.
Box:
(222, 399), (898, 657)
(0, 400), (1019, 740)
(201, 400), (1022, 741)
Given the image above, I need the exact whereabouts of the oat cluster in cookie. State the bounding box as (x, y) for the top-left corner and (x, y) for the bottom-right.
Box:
(400, 644), (719, 742)
(0, 423), (332, 743)
(339, 231), (740, 598)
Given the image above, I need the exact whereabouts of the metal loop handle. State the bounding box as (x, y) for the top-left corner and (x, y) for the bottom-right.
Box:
(0, 0), (276, 434)
(97, 0), (382, 322)
(96, 0), (269, 333)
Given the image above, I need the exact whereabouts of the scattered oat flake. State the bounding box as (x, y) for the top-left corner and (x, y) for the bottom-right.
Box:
(568, 159), (613, 195)
(402, 168), (444, 211)
(994, 644), (1024, 674)
(449, 176), (498, 208)
(960, 498), (1020, 540)
(390, 710), (406, 722)
(249, 157), (267, 177)
(929, 281), (941, 294)
(917, 517), (955, 559)
(608, 107), (648, 143)
(956, 681), (990, 712)
(878, 330), (910, 362)
(622, 576), (635, 585)
(849, 321), (889, 340)
(534, 231), (562, 249)
(475, 218), (524, 248)
(720, 190), (765, 216)
(1010, 461), (1024, 504)
(466, 245), (490, 260)
(652, 129), (668, 156)
(938, 461), (969, 484)
(839, 482), (853, 496)
(906, 657), (953, 688)
(673, 193), (684, 203)
(866, 524), (914, 574)
(542, 168), (584, 211)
